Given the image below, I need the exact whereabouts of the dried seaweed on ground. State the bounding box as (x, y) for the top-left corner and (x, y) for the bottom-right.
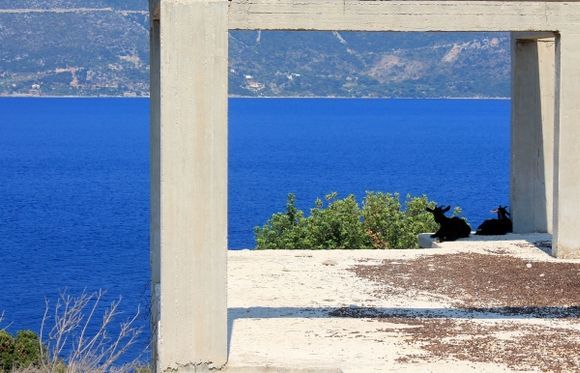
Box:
(352, 252), (580, 309)
(333, 252), (580, 371)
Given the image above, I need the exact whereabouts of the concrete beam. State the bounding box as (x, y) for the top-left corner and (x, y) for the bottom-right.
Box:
(511, 35), (555, 234)
(157, 0), (229, 370)
(227, 0), (579, 32)
(513, 31), (558, 40)
(553, 31), (580, 259)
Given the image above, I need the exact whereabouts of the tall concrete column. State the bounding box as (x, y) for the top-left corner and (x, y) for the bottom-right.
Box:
(511, 34), (555, 234)
(149, 15), (161, 372)
(156, 0), (229, 370)
(553, 31), (580, 259)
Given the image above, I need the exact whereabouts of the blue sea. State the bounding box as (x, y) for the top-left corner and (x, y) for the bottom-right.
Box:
(0, 97), (509, 362)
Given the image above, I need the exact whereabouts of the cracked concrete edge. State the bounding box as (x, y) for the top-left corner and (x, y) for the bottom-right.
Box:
(222, 367), (342, 373)
(162, 364), (341, 373)
(161, 361), (228, 372)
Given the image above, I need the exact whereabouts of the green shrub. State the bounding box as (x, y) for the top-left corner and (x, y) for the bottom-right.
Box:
(0, 330), (15, 372)
(0, 330), (46, 372)
(255, 192), (463, 250)
(13, 330), (42, 369)
(362, 193), (440, 249)
(306, 193), (369, 249)
(254, 193), (310, 249)
(361, 192), (403, 249)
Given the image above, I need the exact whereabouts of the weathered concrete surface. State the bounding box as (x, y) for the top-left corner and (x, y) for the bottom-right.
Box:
(155, 0), (229, 370)
(227, 242), (580, 372)
(511, 35), (555, 234)
(553, 31), (580, 259)
(227, 0), (580, 31)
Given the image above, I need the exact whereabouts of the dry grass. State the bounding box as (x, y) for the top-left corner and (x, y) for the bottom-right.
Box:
(3, 290), (150, 373)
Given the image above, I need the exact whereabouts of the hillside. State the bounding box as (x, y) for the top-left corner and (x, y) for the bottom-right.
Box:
(0, 1), (510, 98)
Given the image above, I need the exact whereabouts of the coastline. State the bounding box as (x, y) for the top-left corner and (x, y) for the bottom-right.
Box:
(0, 95), (511, 100)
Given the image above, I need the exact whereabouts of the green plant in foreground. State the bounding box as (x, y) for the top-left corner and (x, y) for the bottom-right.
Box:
(255, 192), (463, 250)
(0, 330), (15, 372)
(13, 330), (42, 369)
(0, 329), (44, 372)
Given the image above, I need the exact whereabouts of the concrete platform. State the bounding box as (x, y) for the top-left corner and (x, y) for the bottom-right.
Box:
(226, 234), (580, 372)
(418, 232), (553, 250)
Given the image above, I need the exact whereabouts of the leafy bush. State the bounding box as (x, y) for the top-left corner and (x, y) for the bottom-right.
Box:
(254, 193), (310, 250)
(255, 192), (463, 250)
(0, 330), (15, 372)
(306, 193), (369, 249)
(0, 330), (43, 372)
(13, 331), (42, 369)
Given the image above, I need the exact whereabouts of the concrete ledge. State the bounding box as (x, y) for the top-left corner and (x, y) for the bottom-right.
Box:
(224, 367), (342, 373)
(418, 232), (475, 248)
(418, 233), (436, 248)
(418, 232), (554, 250)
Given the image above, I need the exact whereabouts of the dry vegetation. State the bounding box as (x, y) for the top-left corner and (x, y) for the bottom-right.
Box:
(2, 290), (149, 373)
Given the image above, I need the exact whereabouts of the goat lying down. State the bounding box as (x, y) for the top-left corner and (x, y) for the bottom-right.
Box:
(426, 205), (471, 242)
(476, 205), (513, 235)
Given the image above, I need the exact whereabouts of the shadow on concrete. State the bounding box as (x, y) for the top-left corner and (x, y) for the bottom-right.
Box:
(227, 304), (578, 354)
(525, 238), (553, 255)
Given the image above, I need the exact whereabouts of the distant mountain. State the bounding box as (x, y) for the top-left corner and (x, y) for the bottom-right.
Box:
(0, 1), (510, 98)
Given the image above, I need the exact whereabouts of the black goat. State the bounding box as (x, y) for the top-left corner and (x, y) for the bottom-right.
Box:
(426, 205), (471, 242)
(475, 205), (513, 235)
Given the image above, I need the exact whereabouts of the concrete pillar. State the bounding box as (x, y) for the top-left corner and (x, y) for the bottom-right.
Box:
(510, 34), (555, 234)
(553, 31), (580, 259)
(156, 0), (229, 370)
(149, 16), (161, 372)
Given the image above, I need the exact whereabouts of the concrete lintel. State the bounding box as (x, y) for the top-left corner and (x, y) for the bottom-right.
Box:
(151, 0), (580, 32)
(227, 0), (580, 32)
(513, 31), (558, 41)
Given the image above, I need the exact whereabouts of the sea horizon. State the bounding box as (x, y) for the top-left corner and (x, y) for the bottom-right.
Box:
(0, 95), (512, 100)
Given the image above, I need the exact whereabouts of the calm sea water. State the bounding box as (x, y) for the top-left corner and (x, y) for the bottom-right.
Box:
(0, 97), (509, 362)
